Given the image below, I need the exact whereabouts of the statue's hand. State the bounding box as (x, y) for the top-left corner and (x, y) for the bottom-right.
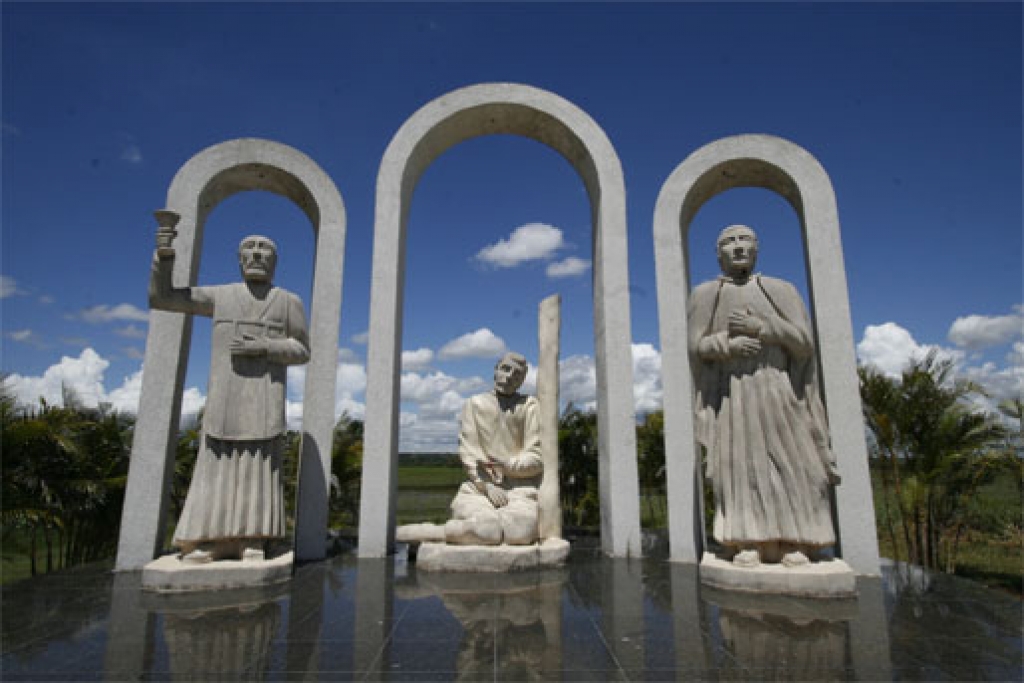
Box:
(728, 309), (764, 338)
(728, 336), (762, 357)
(230, 334), (268, 357)
(484, 482), (508, 508)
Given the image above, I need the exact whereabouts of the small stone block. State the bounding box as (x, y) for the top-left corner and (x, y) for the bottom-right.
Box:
(141, 551), (294, 593)
(415, 538), (570, 573)
(699, 551), (857, 598)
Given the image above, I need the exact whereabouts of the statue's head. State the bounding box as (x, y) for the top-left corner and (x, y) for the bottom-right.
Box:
(238, 234), (278, 283)
(493, 352), (528, 396)
(716, 224), (758, 279)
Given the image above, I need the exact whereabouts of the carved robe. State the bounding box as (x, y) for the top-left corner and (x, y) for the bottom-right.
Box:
(451, 392), (543, 544)
(149, 266), (309, 545)
(688, 274), (837, 548)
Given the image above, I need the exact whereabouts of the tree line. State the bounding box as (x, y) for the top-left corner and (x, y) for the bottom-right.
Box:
(3, 353), (1019, 581)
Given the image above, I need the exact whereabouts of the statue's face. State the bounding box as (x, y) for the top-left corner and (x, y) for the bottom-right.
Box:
(239, 236), (277, 283)
(494, 355), (526, 395)
(717, 226), (758, 277)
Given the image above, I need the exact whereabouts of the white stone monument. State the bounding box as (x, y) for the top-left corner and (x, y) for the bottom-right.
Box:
(115, 139), (347, 576)
(357, 83), (641, 559)
(653, 134), (880, 586)
(396, 296), (569, 572)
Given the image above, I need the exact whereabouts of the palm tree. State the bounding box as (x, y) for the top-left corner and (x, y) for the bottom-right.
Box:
(859, 351), (1007, 571)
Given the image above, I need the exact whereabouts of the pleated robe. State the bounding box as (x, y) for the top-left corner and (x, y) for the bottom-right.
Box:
(688, 275), (837, 548)
(168, 283), (309, 546)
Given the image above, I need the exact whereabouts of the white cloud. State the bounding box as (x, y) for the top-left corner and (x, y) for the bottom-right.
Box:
(856, 323), (963, 378)
(115, 324), (148, 339)
(401, 371), (458, 404)
(474, 223), (564, 268)
(1008, 341), (1024, 367)
(123, 347), (145, 360)
(631, 343), (663, 415)
(402, 348), (434, 372)
(948, 306), (1024, 350)
(438, 328), (507, 360)
(76, 303), (149, 324)
(351, 330), (369, 345)
(1, 275), (23, 299)
(546, 256), (591, 279)
(559, 354), (598, 412)
(5, 329), (36, 343)
(5, 348), (204, 422)
(38, 295), (55, 305)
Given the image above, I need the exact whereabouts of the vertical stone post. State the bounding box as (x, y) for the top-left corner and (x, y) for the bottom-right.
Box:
(537, 294), (561, 541)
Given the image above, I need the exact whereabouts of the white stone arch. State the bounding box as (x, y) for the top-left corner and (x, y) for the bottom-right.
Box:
(357, 83), (642, 558)
(653, 134), (881, 575)
(114, 138), (347, 570)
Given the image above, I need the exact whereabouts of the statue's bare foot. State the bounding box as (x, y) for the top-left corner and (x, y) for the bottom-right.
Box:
(242, 547), (265, 562)
(181, 548), (213, 564)
(733, 549), (760, 568)
(782, 551), (810, 568)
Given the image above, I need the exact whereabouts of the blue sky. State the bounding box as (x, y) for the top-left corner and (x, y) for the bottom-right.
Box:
(2, 2), (1021, 451)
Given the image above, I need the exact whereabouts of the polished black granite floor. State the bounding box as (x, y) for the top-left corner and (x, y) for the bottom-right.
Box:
(2, 539), (1021, 681)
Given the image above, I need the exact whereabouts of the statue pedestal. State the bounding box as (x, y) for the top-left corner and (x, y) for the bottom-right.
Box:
(413, 538), (570, 573)
(699, 552), (856, 598)
(141, 551), (293, 592)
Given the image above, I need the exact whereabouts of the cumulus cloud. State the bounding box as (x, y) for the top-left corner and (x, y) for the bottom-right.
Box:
(948, 306), (1024, 350)
(4, 348), (204, 420)
(856, 323), (963, 378)
(402, 348), (434, 372)
(546, 256), (591, 279)
(631, 343), (663, 415)
(75, 303), (149, 324)
(474, 223), (564, 268)
(351, 330), (369, 345)
(559, 354), (599, 411)
(1, 275), (23, 299)
(438, 328), (507, 360)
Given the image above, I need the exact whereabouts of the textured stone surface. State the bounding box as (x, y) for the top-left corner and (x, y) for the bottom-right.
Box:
(414, 538), (570, 572)
(141, 551), (294, 592)
(699, 552), (857, 598)
(115, 139), (347, 570)
(653, 134), (880, 575)
(358, 83), (640, 558)
(690, 225), (840, 558)
(537, 294), (561, 541)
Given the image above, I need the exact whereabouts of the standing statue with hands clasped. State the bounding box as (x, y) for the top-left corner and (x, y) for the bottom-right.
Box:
(689, 224), (841, 569)
(150, 223), (310, 564)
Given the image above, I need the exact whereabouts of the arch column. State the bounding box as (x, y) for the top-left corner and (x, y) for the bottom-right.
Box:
(357, 83), (642, 558)
(653, 134), (880, 575)
(114, 138), (347, 570)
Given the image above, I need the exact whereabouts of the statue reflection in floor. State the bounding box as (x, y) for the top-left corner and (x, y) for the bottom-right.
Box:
(395, 568), (565, 679)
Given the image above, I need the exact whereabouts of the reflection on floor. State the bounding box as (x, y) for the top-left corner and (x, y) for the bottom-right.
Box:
(2, 538), (1021, 681)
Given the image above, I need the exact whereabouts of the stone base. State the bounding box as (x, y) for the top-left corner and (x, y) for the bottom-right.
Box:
(141, 551), (293, 593)
(414, 538), (570, 573)
(699, 552), (857, 598)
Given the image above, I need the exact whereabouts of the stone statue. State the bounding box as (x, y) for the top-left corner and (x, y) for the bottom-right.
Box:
(399, 352), (543, 547)
(150, 229), (310, 563)
(688, 225), (840, 569)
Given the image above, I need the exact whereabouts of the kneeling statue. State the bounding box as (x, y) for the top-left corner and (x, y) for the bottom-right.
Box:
(400, 351), (543, 546)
